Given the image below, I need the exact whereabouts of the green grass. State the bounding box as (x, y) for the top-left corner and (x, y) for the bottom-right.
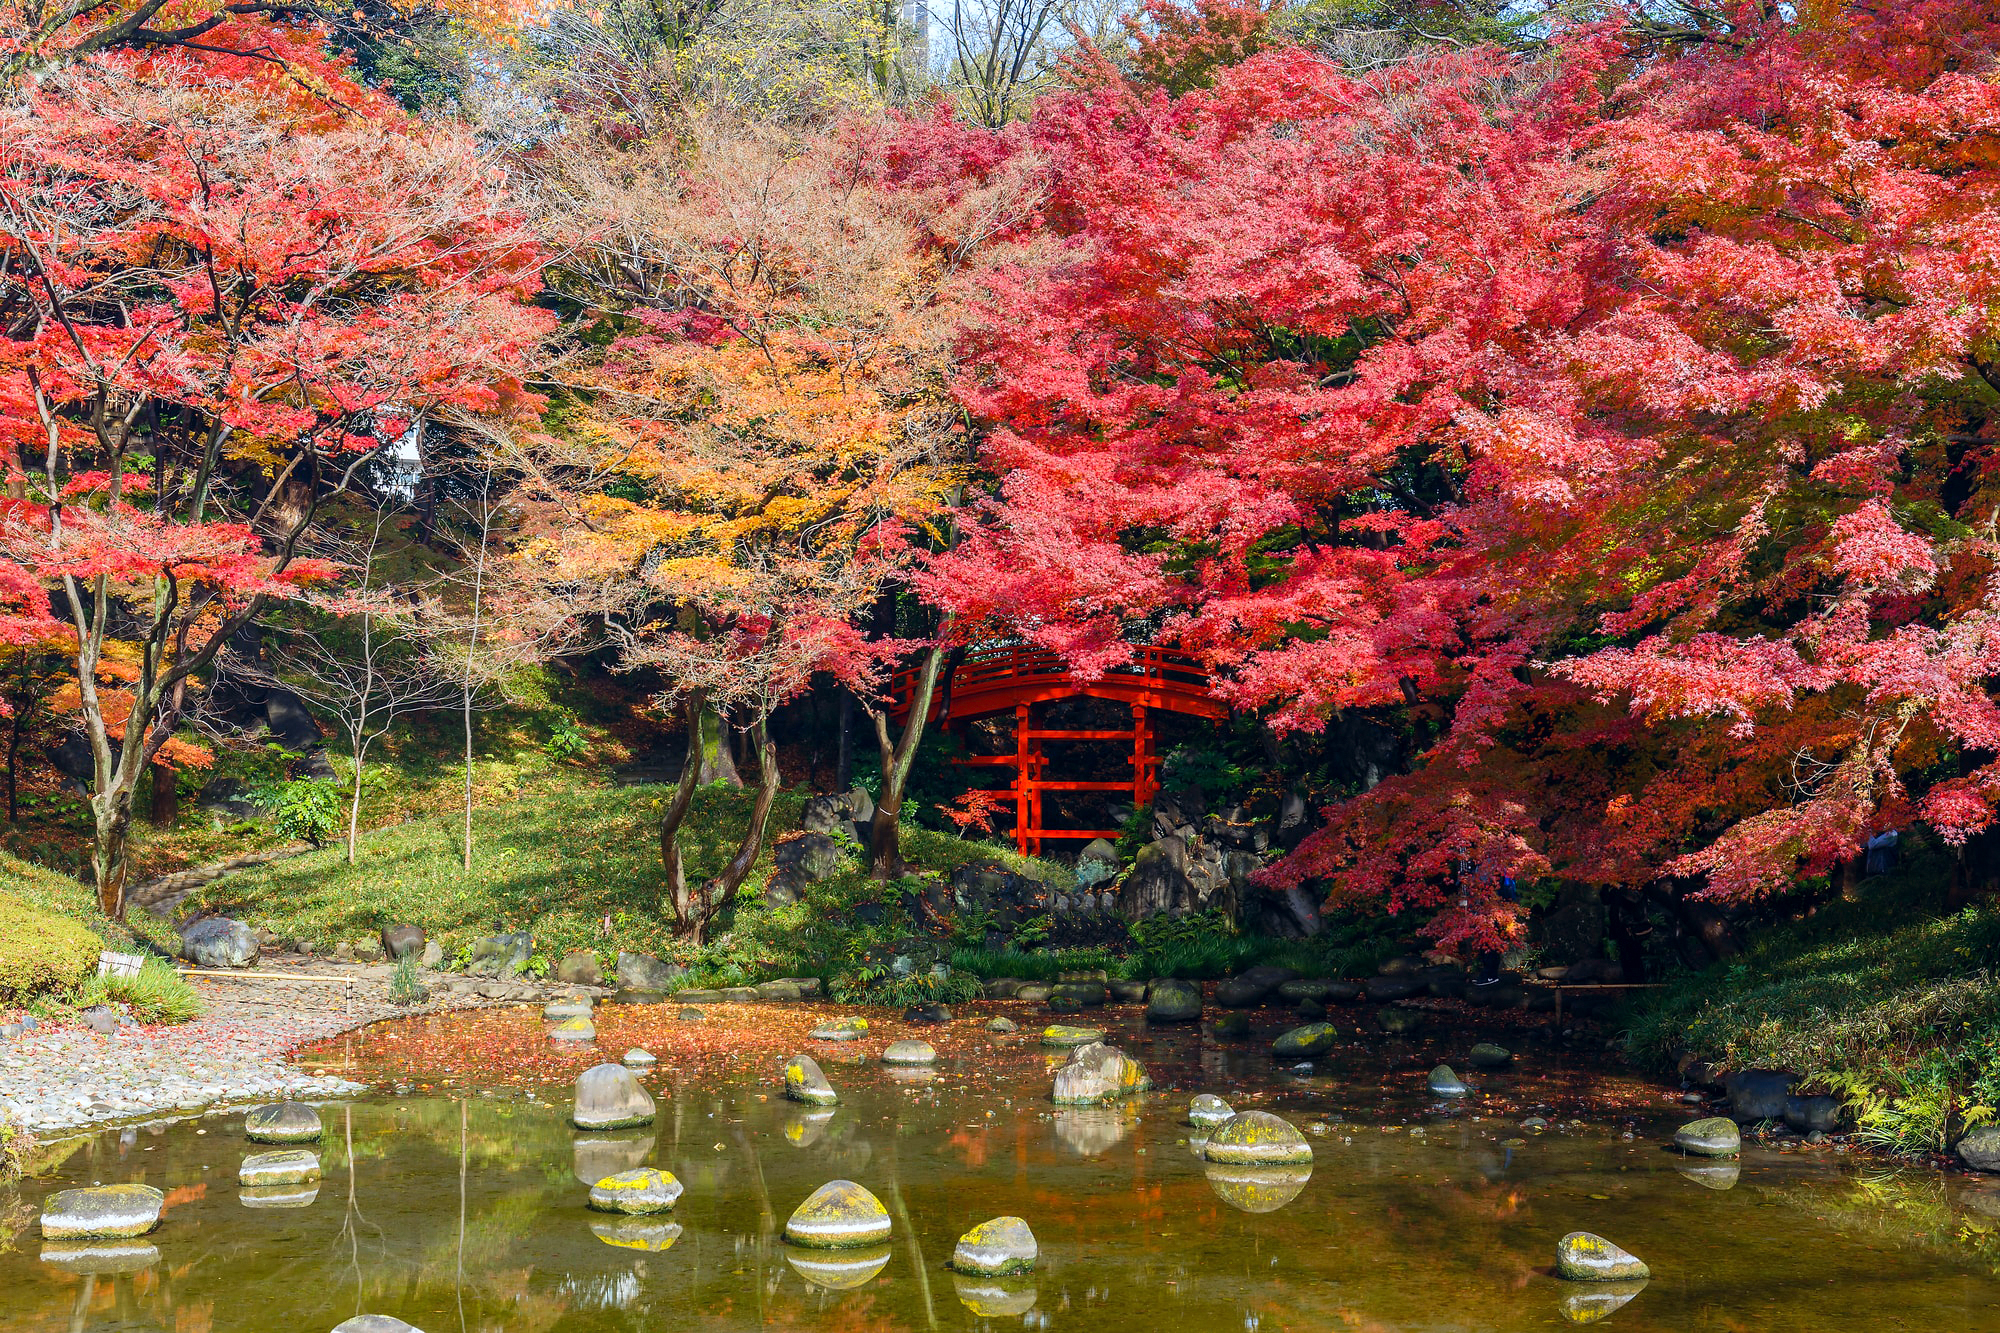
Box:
(73, 956), (204, 1024)
(1626, 835), (2000, 1153)
(195, 780), (811, 966)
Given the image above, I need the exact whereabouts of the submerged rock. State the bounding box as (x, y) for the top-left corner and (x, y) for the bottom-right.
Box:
(1555, 1231), (1650, 1281)
(881, 1039), (937, 1065)
(40, 1185), (165, 1240)
(239, 1150), (320, 1187)
(572, 1064), (656, 1130)
(1376, 1007), (1424, 1036)
(1040, 1024), (1104, 1048)
(949, 1215), (1037, 1275)
(1187, 1093), (1235, 1130)
(1673, 1117), (1741, 1157)
(587, 1167), (683, 1215)
(786, 1243), (893, 1290)
(783, 1054), (838, 1105)
(548, 1017), (597, 1042)
(1428, 1064), (1470, 1096)
(245, 1102), (322, 1144)
(783, 1179), (892, 1248)
(1210, 1012), (1252, 1040)
(1468, 1042), (1514, 1069)
(1202, 1111), (1313, 1166)
(985, 1017), (1019, 1033)
(1271, 1023), (1338, 1058)
(1204, 1163), (1312, 1213)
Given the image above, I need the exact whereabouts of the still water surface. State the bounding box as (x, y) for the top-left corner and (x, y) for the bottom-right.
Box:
(7, 1002), (2000, 1331)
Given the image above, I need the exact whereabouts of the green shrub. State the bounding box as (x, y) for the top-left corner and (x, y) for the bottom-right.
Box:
(262, 778), (343, 845)
(1, 1113), (32, 1181)
(388, 956), (426, 1006)
(0, 889), (101, 1002)
(73, 957), (203, 1025)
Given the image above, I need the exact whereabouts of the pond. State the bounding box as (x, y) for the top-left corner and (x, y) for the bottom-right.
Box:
(8, 1000), (2000, 1331)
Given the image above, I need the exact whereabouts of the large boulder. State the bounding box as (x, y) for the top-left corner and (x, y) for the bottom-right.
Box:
(1673, 1117), (1741, 1157)
(467, 933), (532, 978)
(1271, 1023), (1338, 1058)
(1215, 965), (1299, 1008)
(1146, 977), (1203, 1023)
(379, 925), (425, 963)
(769, 833), (848, 901)
(1958, 1125), (2000, 1172)
(1051, 1041), (1149, 1105)
(784, 1179), (891, 1248)
(800, 786), (874, 834)
(181, 917), (258, 969)
(1785, 1095), (1843, 1134)
(1118, 834), (1236, 922)
(616, 952), (684, 992)
(1725, 1069), (1795, 1122)
(556, 951), (603, 986)
(40, 1185), (164, 1240)
(573, 1064), (656, 1130)
(1048, 981), (1106, 1008)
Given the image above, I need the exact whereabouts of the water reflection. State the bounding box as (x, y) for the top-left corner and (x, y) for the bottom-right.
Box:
(1204, 1163), (1312, 1213)
(1558, 1277), (1648, 1324)
(240, 1183), (320, 1208)
(591, 1217), (683, 1252)
(783, 1108), (835, 1147)
(1052, 1104), (1134, 1156)
(785, 1242), (893, 1290)
(574, 1132), (653, 1185)
(39, 1240), (160, 1275)
(1675, 1159), (1740, 1191)
(954, 1272), (1038, 1316)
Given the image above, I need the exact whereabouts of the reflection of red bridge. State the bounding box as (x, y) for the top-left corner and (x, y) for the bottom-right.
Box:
(890, 644), (1229, 856)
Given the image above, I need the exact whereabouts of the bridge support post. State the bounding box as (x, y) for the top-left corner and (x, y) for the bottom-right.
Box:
(1132, 703), (1155, 809)
(1013, 703), (1033, 857)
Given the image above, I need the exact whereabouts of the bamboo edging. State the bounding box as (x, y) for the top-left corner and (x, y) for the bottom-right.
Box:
(175, 968), (359, 1015)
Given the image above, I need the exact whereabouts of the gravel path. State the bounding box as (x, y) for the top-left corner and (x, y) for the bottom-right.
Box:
(0, 956), (581, 1137)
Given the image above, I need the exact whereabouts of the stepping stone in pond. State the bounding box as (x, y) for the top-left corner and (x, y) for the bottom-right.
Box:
(240, 1149), (321, 1187)
(1187, 1094), (1234, 1130)
(245, 1102), (322, 1144)
(332, 1319), (428, 1333)
(1040, 1025), (1103, 1048)
(784, 1054), (838, 1105)
(549, 1018), (597, 1042)
(1673, 1117), (1740, 1157)
(587, 1167), (683, 1215)
(985, 1017), (1018, 1033)
(783, 1179), (891, 1248)
(1428, 1065), (1470, 1096)
(572, 1063), (656, 1130)
(622, 1049), (657, 1069)
(1202, 1111), (1313, 1166)
(543, 998), (592, 1021)
(1377, 1007), (1424, 1035)
(949, 1215), (1038, 1275)
(881, 1040), (936, 1066)
(1555, 1231), (1650, 1281)
(40, 1185), (164, 1240)
(1468, 1042), (1513, 1069)
(809, 1017), (870, 1041)
(678, 1008), (705, 1022)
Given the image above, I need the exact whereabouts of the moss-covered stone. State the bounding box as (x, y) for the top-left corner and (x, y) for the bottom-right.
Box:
(1202, 1111), (1313, 1166)
(587, 1167), (683, 1215)
(783, 1179), (891, 1248)
(1673, 1117), (1741, 1157)
(40, 1184), (164, 1240)
(949, 1215), (1038, 1275)
(783, 1054), (838, 1105)
(1040, 1025), (1103, 1048)
(244, 1102), (322, 1144)
(1271, 1023), (1338, 1058)
(1555, 1231), (1650, 1281)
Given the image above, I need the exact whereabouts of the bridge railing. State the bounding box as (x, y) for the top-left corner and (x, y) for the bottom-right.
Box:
(889, 642), (1217, 723)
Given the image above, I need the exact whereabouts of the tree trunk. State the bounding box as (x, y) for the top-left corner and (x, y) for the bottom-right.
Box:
(148, 759), (176, 826)
(689, 720), (781, 944)
(660, 695), (705, 929)
(697, 705), (742, 787)
(835, 688), (854, 790)
(868, 640), (948, 880)
(346, 742), (366, 864)
(91, 794), (134, 918)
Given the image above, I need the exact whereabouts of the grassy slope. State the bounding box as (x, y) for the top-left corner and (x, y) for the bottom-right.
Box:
(1627, 835), (2000, 1150)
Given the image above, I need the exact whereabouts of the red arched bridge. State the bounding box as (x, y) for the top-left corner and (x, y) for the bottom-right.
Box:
(890, 643), (1229, 856)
